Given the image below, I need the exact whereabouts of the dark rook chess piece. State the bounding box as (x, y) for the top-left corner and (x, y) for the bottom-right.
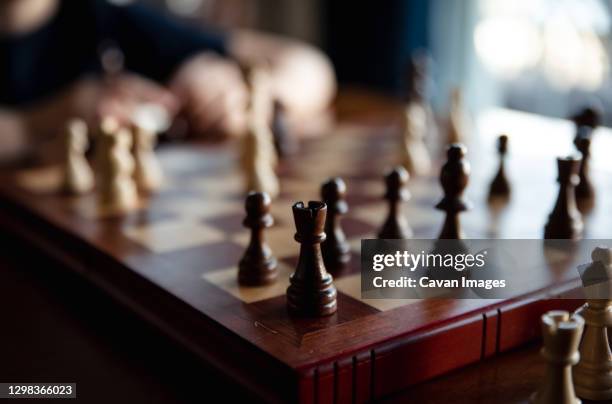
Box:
(574, 135), (595, 206)
(287, 201), (337, 317)
(436, 144), (472, 239)
(488, 134), (511, 200)
(238, 192), (278, 286)
(544, 156), (583, 239)
(321, 178), (350, 270)
(378, 166), (413, 239)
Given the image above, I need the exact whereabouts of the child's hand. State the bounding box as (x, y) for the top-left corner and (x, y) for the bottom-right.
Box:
(71, 74), (179, 128)
(170, 53), (249, 139)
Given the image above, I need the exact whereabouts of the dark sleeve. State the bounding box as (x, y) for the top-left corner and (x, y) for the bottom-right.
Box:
(102, 1), (229, 83)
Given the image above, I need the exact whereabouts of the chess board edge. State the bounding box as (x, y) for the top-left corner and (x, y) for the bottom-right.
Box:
(0, 186), (584, 404)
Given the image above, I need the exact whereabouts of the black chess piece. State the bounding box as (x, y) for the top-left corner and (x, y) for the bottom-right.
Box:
(544, 156), (583, 239)
(488, 134), (510, 200)
(571, 103), (603, 131)
(321, 178), (351, 270)
(436, 144), (472, 239)
(238, 192), (278, 286)
(287, 201), (337, 317)
(575, 135), (595, 213)
(378, 166), (412, 239)
(271, 100), (297, 159)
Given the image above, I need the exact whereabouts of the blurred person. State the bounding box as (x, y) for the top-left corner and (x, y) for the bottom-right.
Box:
(0, 0), (336, 161)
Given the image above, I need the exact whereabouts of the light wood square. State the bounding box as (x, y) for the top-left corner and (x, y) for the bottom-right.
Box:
(15, 165), (62, 194)
(161, 197), (242, 220)
(203, 262), (293, 303)
(124, 220), (225, 253)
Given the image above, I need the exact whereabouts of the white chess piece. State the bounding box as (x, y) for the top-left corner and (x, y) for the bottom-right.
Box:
(448, 87), (469, 144)
(240, 68), (279, 198)
(62, 118), (94, 195)
(531, 311), (584, 404)
(133, 126), (164, 193)
(97, 126), (139, 213)
(400, 101), (432, 177)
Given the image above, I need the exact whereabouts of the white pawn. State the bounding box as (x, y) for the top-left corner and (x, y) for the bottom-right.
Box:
(133, 125), (164, 193)
(62, 118), (94, 195)
(447, 87), (469, 144)
(400, 101), (431, 177)
(96, 120), (138, 213)
(531, 311), (584, 404)
(240, 68), (279, 198)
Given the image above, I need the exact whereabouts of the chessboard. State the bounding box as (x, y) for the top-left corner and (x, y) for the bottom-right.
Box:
(0, 105), (609, 403)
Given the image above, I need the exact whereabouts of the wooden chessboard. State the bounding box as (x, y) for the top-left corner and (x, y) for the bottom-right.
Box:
(0, 105), (610, 403)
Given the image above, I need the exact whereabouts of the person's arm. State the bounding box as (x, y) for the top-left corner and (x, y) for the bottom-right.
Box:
(0, 74), (178, 164)
(168, 30), (336, 137)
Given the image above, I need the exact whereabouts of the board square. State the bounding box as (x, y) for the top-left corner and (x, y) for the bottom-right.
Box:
(124, 219), (226, 253)
(203, 261), (293, 304)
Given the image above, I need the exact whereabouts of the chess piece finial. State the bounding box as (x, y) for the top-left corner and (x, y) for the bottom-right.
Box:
(62, 118), (94, 195)
(436, 144), (471, 239)
(133, 125), (164, 193)
(531, 311), (584, 404)
(488, 134), (511, 200)
(238, 192), (278, 286)
(592, 246), (612, 267)
(378, 167), (412, 239)
(573, 247), (612, 401)
(287, 201), (337, 317)
(572, 102), (603, 131)
(321, 178), (351, 270)
(544, 156), (583, 239)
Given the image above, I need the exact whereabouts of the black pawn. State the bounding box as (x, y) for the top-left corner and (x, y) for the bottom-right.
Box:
(287, 201), (337, 317)
(238, 192), (278, 286)
(321, 178), (351, 270)
(575, 135), (595, 210)
(571, 104), (602, 131)
(544, 156), (583, 239)
(271, 100), (297, 159)
(378, 166), (412, 239)
(488, 134), (510, 199)
(436, 144), (472, 239)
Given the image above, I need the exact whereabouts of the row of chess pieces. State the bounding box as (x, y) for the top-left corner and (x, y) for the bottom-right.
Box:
(533, 247), (612, 403)
(400, 101), (600, 240)
(235, 141), (489, 317)
(61, 116), (164, 213)
(397, 53), (602, 240)
(234, 125), (599, 318)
